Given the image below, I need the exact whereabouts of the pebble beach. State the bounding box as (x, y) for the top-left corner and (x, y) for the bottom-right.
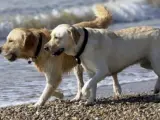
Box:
(0, 94), (160, 120)
(0, 0), (160, 119)
(0, 80), (160, 120)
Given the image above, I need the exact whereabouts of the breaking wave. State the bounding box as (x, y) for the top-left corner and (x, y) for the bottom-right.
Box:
(0, 0), (160, 38)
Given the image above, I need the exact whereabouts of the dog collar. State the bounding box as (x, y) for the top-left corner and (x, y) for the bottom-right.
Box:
(74, 28), (88, 64)
(28, 33), (42, 64)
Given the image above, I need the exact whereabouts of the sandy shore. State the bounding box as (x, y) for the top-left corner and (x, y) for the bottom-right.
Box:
(0, 80), (160, 120)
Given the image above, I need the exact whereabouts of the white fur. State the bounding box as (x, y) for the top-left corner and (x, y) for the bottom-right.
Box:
(47, 25), (160, 104)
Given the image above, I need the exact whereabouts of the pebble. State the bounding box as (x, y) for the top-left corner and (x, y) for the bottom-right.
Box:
(0, 93), (160, 120)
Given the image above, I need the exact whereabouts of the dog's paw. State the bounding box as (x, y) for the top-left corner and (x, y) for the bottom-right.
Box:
(33, 102), (43, 107)
(53, 90), (64, 99)
(57, 92), (64, 99)
(113, 87), (122, 99)
(82, 88), (90, 98)
(154, 89), (160, 94)
(114, 94), (121, 99)
(27, 103), (40, 108)
(34, 103), (40, 107)
(84, 98), (95, 106)
(28, 104), (35, 108)
(70, 94), (81, 102)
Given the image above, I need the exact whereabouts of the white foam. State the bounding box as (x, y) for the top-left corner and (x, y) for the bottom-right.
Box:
(106, 2), (160, 22)
(0, 1), (159, 38)
(0, 99), (37, 108)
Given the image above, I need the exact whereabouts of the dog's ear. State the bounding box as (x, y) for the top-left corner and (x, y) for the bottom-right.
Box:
(68, 26), (80, 44)
(23, 31), (37, 50)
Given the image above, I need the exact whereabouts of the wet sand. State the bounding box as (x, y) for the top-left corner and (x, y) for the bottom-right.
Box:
(0, 80), (160, 120)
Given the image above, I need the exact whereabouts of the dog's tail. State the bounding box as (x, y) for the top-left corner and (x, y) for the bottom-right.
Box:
(74, 4), (112, 29)
(93, 4), (112, 28)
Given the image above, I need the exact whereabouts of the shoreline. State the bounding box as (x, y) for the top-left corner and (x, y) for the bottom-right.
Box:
(96, 79), (156, 98)
(1, 79), (160, 119)
(0, 79), (156, 108)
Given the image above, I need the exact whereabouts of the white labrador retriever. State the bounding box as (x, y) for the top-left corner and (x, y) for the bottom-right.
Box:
(44, 24), (160, 104)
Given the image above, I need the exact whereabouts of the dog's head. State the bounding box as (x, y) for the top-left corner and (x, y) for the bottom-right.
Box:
(0, 28), (39, 61)
(44, 24), (80, 56)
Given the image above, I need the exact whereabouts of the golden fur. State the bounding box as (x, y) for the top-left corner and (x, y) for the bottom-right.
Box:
(0, 5), (114, 106)
(74, 4), (112, 28)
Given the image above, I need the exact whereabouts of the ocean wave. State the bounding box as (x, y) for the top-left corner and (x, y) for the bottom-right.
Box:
(61, 2), (160, 22)
(106, 2), (160, 22)
(0, 1), (160, 38)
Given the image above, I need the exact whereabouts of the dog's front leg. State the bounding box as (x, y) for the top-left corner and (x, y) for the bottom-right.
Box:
(82, 69), (110, 104)
(86, 83), (97, 105)
(34, 72), (61, 107)
(34, 83), (55, 107)
(71, 65), (84, 101)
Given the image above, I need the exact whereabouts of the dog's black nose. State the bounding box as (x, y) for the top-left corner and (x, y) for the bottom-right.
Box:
(44, 46), (49, 51)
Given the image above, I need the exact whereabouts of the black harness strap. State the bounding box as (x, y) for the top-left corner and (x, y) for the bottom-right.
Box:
(28, 33), (42, 64)
(74, 28), (88, 64)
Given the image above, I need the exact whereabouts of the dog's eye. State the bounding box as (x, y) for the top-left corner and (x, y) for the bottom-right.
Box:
(8, 40), (13, 43)
(54, 36), (58, 39)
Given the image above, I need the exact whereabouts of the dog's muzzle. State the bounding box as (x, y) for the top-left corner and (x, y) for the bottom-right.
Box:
(52, 48), (64, 56)
(6, 53), (17, 62)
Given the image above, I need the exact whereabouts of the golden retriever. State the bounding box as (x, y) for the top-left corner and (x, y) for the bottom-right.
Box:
(0, 5), (119, 106)
(45, 25), (159, 104)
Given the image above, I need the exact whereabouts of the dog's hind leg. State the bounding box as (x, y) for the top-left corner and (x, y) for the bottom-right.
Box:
(140, 59), (152, 69)
(149, 51), (160, 94)
(112, 74), (122, 98)
(71, 65), (84, 101)
(154, 77), (160, 94)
